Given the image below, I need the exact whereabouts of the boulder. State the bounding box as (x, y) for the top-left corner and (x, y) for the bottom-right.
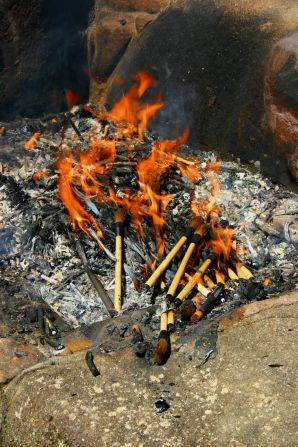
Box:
(103, 0), (298, 187)
(0, 0), (94, 119)
(0, 0), (169, 120)
(1, 292), (298, 446)
(87, 1), (170, 102)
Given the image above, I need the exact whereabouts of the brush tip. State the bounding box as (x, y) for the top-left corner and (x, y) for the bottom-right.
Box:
(153, 331), (170, 365)
(114, 207), (126, 224)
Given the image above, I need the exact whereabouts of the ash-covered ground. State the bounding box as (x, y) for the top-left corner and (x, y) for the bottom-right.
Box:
(0, 108), (297, 328)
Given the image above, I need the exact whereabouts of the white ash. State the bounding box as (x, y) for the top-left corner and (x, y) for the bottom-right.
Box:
(0, 112), (297, 328)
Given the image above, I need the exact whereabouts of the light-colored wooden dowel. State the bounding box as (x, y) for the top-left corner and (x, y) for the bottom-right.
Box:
(145, 235), (188, 288)
(176, 258), (212, 301)
(114, 234), (123, 312)
(160, 311), (168, 332)
(167, 241), (196, 297)
(235, 262), (253, 280)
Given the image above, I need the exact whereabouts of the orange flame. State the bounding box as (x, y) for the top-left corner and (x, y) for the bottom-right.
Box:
(105, 71), (163, 141)
(24, 131), (41, 151)
(32, 171), (48, 181)
(57, 71), (197, 258)
(207, 220), (236, 267)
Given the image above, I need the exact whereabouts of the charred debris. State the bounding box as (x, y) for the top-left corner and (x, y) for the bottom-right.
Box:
(0, 76), (297, 368)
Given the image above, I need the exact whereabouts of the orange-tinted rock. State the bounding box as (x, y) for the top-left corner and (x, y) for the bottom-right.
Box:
(0, 338), (45, 384)
(104, 0), (298, 188)
(108, 0), (169, 13)
(87, 5), (162, 103)
(263, 32), (298, 181)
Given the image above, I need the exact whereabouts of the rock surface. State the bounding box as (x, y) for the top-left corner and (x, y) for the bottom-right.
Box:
(0, 0), (94, 119)
(87, 0), (170, 102)
(0, 0), (169, 120)
(104, 0), (298, 187)
(1, 291), (297, 446)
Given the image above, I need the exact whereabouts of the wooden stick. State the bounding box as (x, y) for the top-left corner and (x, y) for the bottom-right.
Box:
(145, 218), (202, 289)
(153, 311), (170, 365)
(87, 268), (115, 316)
(175, 258), (212, 304)
(235, 262), (253, 280)
(166, 230), (203, 303)
(204, 274), (215, 289)
(227, 267), (239, 284)
(72, 234), (114, 316)
(114, 208), (125, 312)
(167, 309), (175, 333)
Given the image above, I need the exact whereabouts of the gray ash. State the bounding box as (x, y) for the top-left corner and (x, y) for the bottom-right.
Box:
(0, 106), (297, 328)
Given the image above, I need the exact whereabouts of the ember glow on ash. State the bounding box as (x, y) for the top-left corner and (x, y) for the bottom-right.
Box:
(52, 70), (272, 321)
(2, 69), (297, 333)
(24, 131), (41, 150)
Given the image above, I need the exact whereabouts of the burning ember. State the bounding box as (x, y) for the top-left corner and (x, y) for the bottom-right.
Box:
(0, 70), (297, 365)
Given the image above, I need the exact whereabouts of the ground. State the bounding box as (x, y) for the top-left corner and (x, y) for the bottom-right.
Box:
(0, 291), (297, 447)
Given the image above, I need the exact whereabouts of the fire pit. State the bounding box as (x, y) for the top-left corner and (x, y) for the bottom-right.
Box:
(0, 70), (297, 367)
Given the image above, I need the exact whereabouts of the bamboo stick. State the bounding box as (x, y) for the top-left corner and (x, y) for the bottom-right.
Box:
(175, 258), (212, 304)
(167, 309), (175, 333)
(114, 208), (125, 312)
(145, 218), (202, 289)
(166, 230), (203, 303)
(235, 262), (253, 280)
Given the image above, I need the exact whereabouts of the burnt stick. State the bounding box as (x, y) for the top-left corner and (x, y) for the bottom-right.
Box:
(145, 217), (203, 289)
(166, 227), (204, 304)
(175, 257), (213, 306)
(72, 234), (115, 316)
(85, 351), (100, 377)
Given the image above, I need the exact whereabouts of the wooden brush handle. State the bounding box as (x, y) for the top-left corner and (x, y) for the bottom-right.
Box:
(145, 235), (187, 288)
(235, 263), (253, 280)
(176, 258), (212, 301)
(167, 309), (175, 326)
(204, 274), (215, 288)
(167, 241), (196, 297)
(160, 311), (168, 332)
(114, 234), (123, 312)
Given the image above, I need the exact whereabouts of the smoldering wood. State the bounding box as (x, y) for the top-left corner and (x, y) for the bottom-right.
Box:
(0, 107), (297, 331)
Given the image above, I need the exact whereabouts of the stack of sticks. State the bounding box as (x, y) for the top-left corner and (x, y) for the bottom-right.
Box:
(78, 210), (254, 366)
(143, 217), (254, 365)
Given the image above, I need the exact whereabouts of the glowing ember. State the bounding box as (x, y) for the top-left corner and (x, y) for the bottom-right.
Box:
(32, 171), (48, 181)
(24, 131), (41, 151)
